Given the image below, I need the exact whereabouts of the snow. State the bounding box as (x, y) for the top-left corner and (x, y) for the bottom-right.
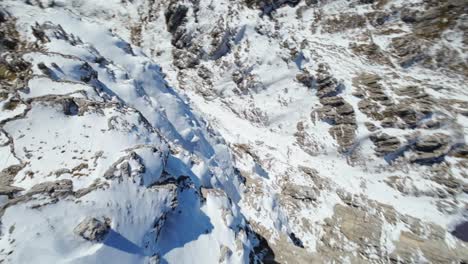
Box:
(0, 1), (254, 263)
(1, 0), (467, 262)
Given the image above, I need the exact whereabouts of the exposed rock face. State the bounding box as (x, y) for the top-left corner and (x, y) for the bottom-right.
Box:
(312, 64), (357, 153)
(0, 185), (23, 197)
(165, 2), (189, 34)
(74, 217), (111, 242)
(28, 179), (74, 198)
(317, 196), (468, 263)
(410, 133), (451, 164)
(0, 6), (254, 264)
(1, 0), (468, 263)
(370, 133), (401, 157)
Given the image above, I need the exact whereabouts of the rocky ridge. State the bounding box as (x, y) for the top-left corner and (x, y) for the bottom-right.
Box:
(0, 0), (468, 263)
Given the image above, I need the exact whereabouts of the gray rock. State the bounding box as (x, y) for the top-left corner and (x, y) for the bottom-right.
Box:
(370, 133), (401, 156)
(335, 103), (354, 115)
(0, 185), (24, 197)
(62, 98), (79, 116)
(74, 217), (110, 242)
(165, 3), (188, 34)
(296, 71), (314, 88)
(28, 179), (73, 198)
(414, 134), (450, 152)
(319, 96), (345, 107)
(282, 184), (317, 202)
(172, 49), (200, 69)
(79, 62), (98, 83)
(0, 165), (23, 186)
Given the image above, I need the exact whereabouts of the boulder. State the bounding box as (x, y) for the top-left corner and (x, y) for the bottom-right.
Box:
(74, 217), (110, 242)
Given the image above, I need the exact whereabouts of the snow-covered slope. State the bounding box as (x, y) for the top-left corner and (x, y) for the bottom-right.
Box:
(0, 2), (258, 263)
(1, 0), (468, 263)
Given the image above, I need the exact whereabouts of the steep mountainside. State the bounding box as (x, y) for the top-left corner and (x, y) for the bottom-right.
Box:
(0, 0), (467, 263)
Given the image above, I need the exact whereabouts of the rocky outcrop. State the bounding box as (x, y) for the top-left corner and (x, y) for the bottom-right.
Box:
(0, 185), (24, 198)
(28, 179), (74, 198)
(313, 64), (356, 153)
(315, 65), (342, 99)
(354, 73), (395, 127)
(74, 217), (111, 242)
(164, 2), (188, 34)
(245, 0), (302, 15)
(370, 133), (401, 157)
(410, 133), (451, 164)
(350, 42), (392, 66)
(317, 197), (468, 263)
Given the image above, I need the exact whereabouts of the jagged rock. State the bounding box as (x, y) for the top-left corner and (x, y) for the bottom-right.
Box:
(208, 21), (233, 59)
(245, 0), (302, 14)
(395, 85), (427, 98)
(329, 124), (356, 151)
(288, 232), (304, 248)
(282, 184), (317, 202)
(370, 133), (401, 156)
(322, 13), (366, 33)
(62, 98), (79, 116)
(74, 217), (110, 242)
(319, 200), (468, 263)
(319, 96), (345, 107)
(409, 134), (452, 163)
(28, 179), (73, 198)
(31, 22), (50, 43)
(0, 165), (23, 186)
(75, 180), (108, 198)
(316, 78), (341, 98)
(350, 42), (392, 65)
(381, 117), (397, 128)
(231, 70), (264, 94)
(432, 175), (462, 191)
(365, 122), (379, 132)
(366, 11), (390, 27)
(165, 2), (188, 34)
(197, 66), (212, 80)
(173, 49), (200, 69)
(79, 62), (98, 83)
(0, 185), (24, 197)
(358, 99), (382, 120)
(400, 8), (419, 24)
(414, 134), (450, 152)
(232, 70), (243, 85)
(392, 104), (419, 127)
(219, 245), (233, 263)
(296, 71), (314, 88)
(390, 230), (468, 264)
(315, 66), (342, 98)
(335, 103), (354, 115)
(171, 27), (193, 49)
(450, 144), (468, 159)
(391, 35), (430, 68)
(412, 0), (466, 40)
(37, 62), (52, 76)
(316, 101), (355, 126)
(410, 151), (448, 165)
(368, 91), (390, 102)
